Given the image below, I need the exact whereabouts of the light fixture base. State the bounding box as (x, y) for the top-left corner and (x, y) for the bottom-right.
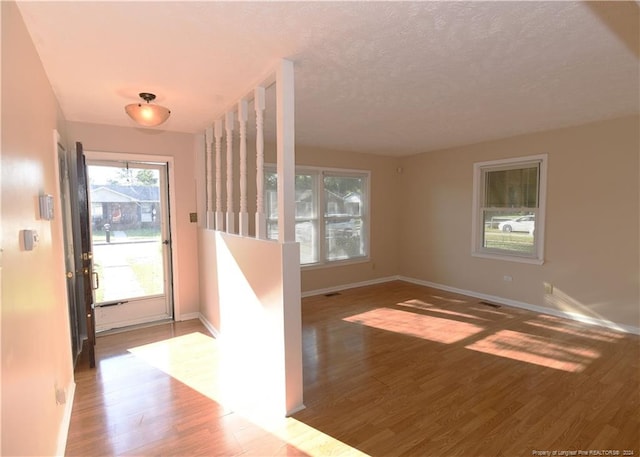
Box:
(139, 92), (156, 103)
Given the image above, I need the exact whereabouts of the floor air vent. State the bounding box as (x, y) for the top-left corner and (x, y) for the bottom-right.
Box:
(479, 301), (501, 309)
(324, 292), (341, 297)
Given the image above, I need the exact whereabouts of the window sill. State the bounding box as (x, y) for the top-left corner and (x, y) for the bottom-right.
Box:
(472, 252), (544, 265)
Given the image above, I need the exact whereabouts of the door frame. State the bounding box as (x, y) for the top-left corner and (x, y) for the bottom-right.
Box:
(55, 134), (84, 363)
(84, 150), (184, 322)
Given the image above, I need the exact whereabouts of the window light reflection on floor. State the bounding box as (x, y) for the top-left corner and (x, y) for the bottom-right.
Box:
(344, 307), (485, 344)
(525, 315), (624, 343)
(128, 332), (368, 457)
(344, 305), (602, 373)
(465, 329), (600, 373)
(397, 300), (488, 321)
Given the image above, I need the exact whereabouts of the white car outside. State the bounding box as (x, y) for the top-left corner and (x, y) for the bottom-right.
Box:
(498, 215), (535, 233)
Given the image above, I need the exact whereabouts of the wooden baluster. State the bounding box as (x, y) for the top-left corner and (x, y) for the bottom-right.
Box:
(214, 119), (224, 231)
(238, 100), (249, 237)
(225, 111), (235, 233)
(255, 87), (266, 239)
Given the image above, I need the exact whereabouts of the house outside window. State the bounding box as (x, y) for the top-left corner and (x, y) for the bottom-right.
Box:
(265, 167), (369, 266)
(472, 154), (547, 264)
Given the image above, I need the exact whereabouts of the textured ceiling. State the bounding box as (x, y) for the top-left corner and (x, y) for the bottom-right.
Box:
(16, 1), (640, 156)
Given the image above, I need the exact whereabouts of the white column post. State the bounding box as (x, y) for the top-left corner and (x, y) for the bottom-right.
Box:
(225, 111), (235, 234)
(214, 119), (224, 231)
(238, 99), (249, 237)
(277, 60), (296, 243)
(255, 87), (267, 240)
(276, 59), (303, 415)
(205, 126), (215, 229)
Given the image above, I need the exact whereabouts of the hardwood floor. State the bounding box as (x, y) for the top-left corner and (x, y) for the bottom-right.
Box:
(66, 281), (640, 456)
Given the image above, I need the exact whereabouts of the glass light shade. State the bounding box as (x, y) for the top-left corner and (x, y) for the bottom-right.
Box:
(125, 102), (171, 127)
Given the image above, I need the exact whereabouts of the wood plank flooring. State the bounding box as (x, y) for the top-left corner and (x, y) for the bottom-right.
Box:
(66, 280), (640, 456)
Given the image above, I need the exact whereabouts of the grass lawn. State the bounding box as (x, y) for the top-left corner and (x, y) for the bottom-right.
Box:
(484, 228), (535, 253)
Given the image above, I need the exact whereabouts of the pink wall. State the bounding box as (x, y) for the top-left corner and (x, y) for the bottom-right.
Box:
(198, 229), (303, 416)
(1, 2), (74, 454)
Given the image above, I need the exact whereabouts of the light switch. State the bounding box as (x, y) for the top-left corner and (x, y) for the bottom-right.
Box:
(39, 194), (54, 220)
(21, 229), (38, 251)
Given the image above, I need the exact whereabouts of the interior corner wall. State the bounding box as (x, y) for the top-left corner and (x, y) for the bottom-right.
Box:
(1, 1), (74, 455)
(398, 115), (640, 329)
(64, 121), (201, 318)
(198, 229), (303, 416)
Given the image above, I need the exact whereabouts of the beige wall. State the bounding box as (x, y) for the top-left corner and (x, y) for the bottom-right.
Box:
(399, 116), (640, 329)
(1, 2), (74, 454)
(290, 145), (402, 293)
(65, 121), (201, 317)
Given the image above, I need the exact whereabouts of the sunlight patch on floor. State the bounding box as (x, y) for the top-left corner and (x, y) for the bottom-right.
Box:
(344, 307), (485, 344)
(128, 331), (368, 457)
(524, 314), (624, 343)
(465, 329), (600, 372)
(397, 299), (488, 321)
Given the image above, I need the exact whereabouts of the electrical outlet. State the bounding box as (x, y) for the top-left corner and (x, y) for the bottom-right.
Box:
(503, 275), (513, 282)
(544, 282), (554, 294)
(189, 212), (198, 223)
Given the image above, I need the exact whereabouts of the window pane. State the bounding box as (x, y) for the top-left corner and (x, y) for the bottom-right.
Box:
(484, 166), (538, 208)
(266, 170), (368, 264)
(482, 210), (535, 255)
(324, 175), (366, 261)
(324, 176), (363, 217)
(326, 217), (364, 261)
(296, 221), (317, 264)
(265, 171), (278, 219)
(264, 171), (318, 264)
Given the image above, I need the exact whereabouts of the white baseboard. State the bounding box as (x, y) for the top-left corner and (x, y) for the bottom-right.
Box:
(198, 313), (221, 339)
(55, 380), (76, 457)
(302, 275), (400, 298)
(399, 276), (640, 335)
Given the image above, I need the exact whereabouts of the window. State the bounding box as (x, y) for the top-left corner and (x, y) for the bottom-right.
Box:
(472, 154), (547, 264)
(265, 167), (369, 266)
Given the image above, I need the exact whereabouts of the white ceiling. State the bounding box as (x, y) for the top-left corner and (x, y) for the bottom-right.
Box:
(16, 1), (640, 156)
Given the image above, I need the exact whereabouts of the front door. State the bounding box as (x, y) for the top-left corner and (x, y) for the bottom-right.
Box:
(76, 142), (96, 367)
(87, 160), (173, 332)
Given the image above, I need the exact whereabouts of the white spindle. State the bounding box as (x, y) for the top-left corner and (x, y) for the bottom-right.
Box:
(238, 100), (249, 236)
(225, 111), (235, 233)
(255, 87), (266, 239)
(214, 119), (224, 231)
(205, 126), (214, 229)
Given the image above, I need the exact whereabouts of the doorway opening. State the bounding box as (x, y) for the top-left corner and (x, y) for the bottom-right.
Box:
(87, 160), (174, 332)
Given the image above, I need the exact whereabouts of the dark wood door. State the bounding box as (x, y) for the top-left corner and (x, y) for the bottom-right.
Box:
(76, 142), (96, 368)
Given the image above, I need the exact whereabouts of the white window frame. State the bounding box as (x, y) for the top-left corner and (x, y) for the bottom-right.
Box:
(265, 165), (370, 268)
(471, 154), (547, 265)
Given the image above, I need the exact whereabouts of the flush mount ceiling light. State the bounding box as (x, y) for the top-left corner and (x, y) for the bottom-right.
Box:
(125, 92), (171, 127)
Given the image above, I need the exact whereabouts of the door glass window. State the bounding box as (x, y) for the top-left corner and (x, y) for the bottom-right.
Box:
(89, 165), (164, 302)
